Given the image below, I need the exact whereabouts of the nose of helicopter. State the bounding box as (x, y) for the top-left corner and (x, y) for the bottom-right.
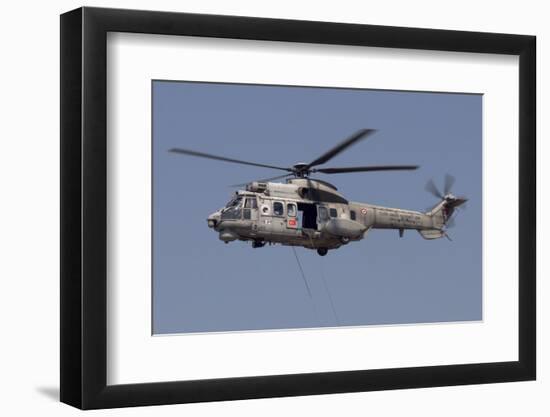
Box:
(207, 211), (221, 229)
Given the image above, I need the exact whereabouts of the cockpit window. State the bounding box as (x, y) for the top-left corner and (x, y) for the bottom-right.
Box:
(225, 196), (242, 208)
(329, 208), (338, 218)
(244, 197), (257, 209)
(221, 197), (243, 220)
(243, 198), (257, 220)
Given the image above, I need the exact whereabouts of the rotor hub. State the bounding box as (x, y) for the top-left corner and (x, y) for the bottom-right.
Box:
(292, 163), (310, 177)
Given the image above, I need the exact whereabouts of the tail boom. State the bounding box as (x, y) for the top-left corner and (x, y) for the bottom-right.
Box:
(357, 193), (467, 240)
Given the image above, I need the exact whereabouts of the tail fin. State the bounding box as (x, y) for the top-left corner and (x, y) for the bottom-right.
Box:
(420, 195), (467, 239)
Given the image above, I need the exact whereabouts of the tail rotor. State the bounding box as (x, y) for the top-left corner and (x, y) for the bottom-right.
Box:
(424, 174), (468, 236)
(425, 174), (459, 202)
(425, 178), (444, 199)
(443, 174), (456, 195)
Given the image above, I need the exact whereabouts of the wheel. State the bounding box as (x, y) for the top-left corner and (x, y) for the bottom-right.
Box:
(252, 240), (265, 248)
(317, 248), (328, 256)
(340, 236), (350, 245)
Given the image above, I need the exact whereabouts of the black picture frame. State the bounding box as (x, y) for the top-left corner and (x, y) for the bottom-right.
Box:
(60, 6), (536, 410)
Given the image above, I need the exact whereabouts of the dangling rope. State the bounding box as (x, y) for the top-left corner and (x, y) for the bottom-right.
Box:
(319, 258), (340, 326)
(291, 246), (312, 298)
(306, 233), (340, 326)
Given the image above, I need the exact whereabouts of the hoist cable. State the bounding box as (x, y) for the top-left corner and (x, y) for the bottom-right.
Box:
(306, 233), (340, 325)
(319, 258), (340, 326)
(291, 246), (312, 299)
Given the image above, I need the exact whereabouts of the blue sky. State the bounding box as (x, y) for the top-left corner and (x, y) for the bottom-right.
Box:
(152, 80), (482, 334)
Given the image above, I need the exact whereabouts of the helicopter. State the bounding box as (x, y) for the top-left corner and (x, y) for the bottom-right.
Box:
(170, 129), (467, 256)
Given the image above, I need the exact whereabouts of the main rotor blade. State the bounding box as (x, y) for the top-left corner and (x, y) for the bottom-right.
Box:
(425, 179), (443, 199)
(444, 174), (456, 195)
(229, 173), (292, 188)
(306, 129), (376, 169)
(169, 148), (292, 172)
(314, 165), (419, 174)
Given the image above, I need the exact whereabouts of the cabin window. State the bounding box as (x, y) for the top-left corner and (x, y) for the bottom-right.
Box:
(329, 208), (338, 218)
(318, 206), (329, 222)
(287, 203), (297, 217)
(350, 210), (356, 221)
(273, 201), (284, 216)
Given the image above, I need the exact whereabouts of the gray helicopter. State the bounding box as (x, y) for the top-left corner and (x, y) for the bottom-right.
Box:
(170, 129), (467, 256)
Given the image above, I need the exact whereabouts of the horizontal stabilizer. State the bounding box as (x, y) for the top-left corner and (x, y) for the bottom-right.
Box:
(418, 229), (445, 240)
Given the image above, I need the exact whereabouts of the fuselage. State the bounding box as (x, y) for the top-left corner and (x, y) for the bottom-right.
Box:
(207, 178), (441, 251)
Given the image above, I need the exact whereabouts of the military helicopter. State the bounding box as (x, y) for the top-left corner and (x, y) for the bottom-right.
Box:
(170, 129), (467, 256)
